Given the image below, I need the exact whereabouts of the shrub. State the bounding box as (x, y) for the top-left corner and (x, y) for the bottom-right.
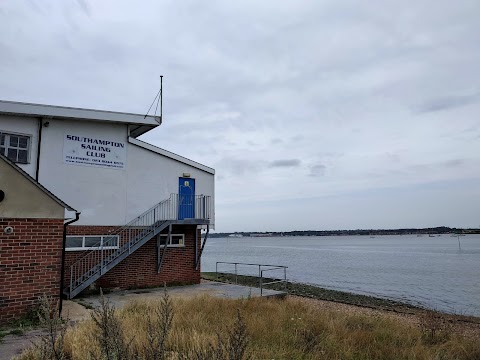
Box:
(90, 289), (135, 360)
(33, 295), (68, 360)
(145, 287), (174, 360)
(419, 310), (452, 345)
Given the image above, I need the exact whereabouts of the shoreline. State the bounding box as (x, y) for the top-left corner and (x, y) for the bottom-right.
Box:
(201, 272), (480, 324)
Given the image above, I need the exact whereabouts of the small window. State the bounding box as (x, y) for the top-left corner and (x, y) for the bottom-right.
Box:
(159, 234), (185, 247)
(66, 236), (83, 248)
(84, 236), (102, 247)
(66, 235), (119, 251)
(0, 132), (31, 164)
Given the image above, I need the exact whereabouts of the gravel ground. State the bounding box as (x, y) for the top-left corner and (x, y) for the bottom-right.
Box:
(292, 295), (480, 339)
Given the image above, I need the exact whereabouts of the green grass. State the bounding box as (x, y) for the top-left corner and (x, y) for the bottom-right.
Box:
(0, 328), (25, 344)
(0, 330), (7, 342)
(0, 309), (40, 343)
(8, 328), (24, 336)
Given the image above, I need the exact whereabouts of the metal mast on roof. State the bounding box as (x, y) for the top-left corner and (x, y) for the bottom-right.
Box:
(144, 75), (163, 124)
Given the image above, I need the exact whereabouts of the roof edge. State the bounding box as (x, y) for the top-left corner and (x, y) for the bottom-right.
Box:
(0, 100), (160, 128)
(128, 137), (215, 175)
(0, 153), (77, 213)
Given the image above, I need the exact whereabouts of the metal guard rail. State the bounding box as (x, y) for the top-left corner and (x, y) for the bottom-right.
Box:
(69, 193), (212, 293)
(215, 261), (288, 296)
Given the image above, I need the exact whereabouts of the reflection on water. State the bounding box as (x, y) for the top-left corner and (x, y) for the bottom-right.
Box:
(202, 235), (480, 316)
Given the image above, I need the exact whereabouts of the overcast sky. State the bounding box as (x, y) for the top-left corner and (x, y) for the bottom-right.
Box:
(1, 1), (480, 232)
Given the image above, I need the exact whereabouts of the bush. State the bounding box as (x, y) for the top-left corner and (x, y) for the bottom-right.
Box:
(33, 295), (68, 360)
(419, 310), (452, 345)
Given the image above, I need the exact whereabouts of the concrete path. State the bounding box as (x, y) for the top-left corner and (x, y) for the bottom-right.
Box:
(0, 329), (43, 360)
(76, 280), (286, 311)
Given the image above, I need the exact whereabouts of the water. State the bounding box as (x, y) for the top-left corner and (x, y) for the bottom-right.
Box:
(202, 235), (480, 316)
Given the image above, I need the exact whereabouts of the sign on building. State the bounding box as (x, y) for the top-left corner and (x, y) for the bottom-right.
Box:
(63, 134), (126, 169)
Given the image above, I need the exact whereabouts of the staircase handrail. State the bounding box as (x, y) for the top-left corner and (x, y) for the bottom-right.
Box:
(67, 193), (212, 295)
(69, 195), (173, 266)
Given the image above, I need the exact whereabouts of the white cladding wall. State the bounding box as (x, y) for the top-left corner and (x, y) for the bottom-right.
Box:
(39, 119), (129, 225)
(0, 115), (39, 177)
(126, 144), (215, 225)
(0, 115), (215, 226)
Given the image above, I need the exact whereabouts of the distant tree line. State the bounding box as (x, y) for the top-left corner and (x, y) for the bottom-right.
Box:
(209, 226), (480, 238)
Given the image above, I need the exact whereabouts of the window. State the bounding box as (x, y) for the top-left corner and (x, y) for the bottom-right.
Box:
(66, 235), (119, 251)
(0, 132), (30, 164)
(159, 234), (185, 247)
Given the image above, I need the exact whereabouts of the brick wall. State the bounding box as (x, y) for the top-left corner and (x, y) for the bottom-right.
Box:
(65, 224), (201, 294)
(0, 218), (64, 325)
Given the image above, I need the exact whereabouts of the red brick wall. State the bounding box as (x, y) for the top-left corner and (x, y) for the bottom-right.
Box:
(0, 218), (64, 325)
(66, 225), (118, 236)
(64, 224), (201, 294)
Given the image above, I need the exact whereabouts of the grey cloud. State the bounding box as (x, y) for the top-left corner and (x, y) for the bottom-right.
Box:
(76, 0), (91, 16)
(444, 159), (464, 168)
(290, 135), (305, 142)
(386, 153), (401, 163)
(269, 159), (301, 168)
(415, 93), (480, 114)
(410, 158), (465, 172)
(309, 164), (326, 177)
(216, 157), (265, 176)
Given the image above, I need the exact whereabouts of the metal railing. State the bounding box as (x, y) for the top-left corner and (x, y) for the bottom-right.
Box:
(174, 193), (213, 221)
(215, 262), (288, 296)
(68, 193), (212, 296)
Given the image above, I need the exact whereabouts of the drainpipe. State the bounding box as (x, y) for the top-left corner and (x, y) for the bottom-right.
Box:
(59, 212), (81, 317)
(195, 225), (198, 269)
(35, 118), (43, 181)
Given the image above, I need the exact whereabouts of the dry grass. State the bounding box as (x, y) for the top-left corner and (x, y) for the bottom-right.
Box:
(16, 294), (480, 360)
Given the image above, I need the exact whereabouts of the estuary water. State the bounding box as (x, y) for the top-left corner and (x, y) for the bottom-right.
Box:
(202, 235), (480, 316)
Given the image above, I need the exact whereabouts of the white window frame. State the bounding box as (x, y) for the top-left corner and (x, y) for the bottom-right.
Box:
(65, 235), (120, 251)
(159, 234), (185, 247)
(0, 131), (31, 164)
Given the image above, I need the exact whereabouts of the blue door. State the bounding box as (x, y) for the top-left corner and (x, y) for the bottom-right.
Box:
(178, 177), (195, 220)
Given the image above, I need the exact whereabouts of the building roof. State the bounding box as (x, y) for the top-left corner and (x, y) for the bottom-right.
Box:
(129, 137), (216, 175)
(0, 100), (160, 137)
(0, 153), (77, 212)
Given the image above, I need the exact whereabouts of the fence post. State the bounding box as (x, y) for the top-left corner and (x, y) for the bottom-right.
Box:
(235, 263), (238, 284)
(258, 265), (261, 288)
(260, 270), (263, 296)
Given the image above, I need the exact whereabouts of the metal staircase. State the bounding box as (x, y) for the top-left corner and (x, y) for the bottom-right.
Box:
(65, 193), (211, 299)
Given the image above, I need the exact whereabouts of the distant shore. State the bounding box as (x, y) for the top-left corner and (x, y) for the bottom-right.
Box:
(202, 272), (480, 324)
(209, 227), (480, 238)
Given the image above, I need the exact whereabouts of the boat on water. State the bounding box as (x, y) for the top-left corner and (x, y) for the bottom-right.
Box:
(428, 234), (435, 237)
